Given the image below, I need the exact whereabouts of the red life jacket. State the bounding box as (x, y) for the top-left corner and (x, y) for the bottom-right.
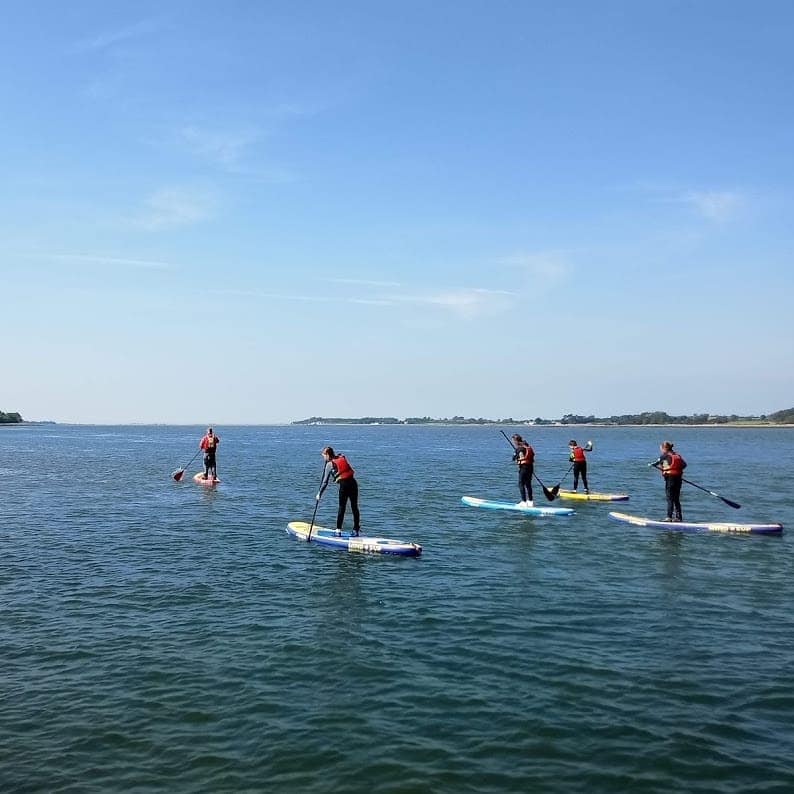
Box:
(664, 452), (685, 476)
(570, 446), (586, 463)
(517, 443), (534, 465)
(201, 434), (218, 452)
(332, 455), (355, 481)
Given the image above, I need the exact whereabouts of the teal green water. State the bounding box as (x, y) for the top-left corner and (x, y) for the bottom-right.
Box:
(1, 425), (793, 792)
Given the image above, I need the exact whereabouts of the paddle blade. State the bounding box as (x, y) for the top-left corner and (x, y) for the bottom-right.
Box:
(172, 469), (185, 481)
(720, 496), (742, 509)
(543, 486), (555, 501)
(550, 484), (560, 498)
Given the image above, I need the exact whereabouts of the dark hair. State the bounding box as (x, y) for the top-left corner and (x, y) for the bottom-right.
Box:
(661, 441), (673, 451)
(322, 446), (335, 458)
(569, 440), (577, 446)
(511, 434), (523, 442)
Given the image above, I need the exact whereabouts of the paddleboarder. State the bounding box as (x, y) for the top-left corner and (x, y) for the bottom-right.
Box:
(657, 440), (686, 522)
(511, 433), (534, 507)
(317, 446), (361, 536)
(568, 440), (589, 494)
(199, 427), (220, 481)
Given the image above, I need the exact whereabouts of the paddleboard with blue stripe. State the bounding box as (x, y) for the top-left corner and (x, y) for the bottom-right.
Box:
(608, 511), (783, 535)
(461, 496), (574, 517)
(286, 521), (422, 556)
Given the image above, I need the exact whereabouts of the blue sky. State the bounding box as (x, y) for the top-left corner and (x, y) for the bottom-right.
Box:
(2, 1), (792, 423)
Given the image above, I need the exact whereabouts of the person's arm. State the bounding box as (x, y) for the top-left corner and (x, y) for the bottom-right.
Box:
(199, 436), (207, 450)
(316, 461), (334, 499)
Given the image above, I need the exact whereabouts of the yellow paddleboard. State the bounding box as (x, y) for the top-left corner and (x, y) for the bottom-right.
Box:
(557, 490), (628, 502)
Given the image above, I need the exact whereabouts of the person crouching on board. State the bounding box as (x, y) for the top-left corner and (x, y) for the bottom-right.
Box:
(199, 427), (220, 481)
(317, 446), (361, 536)
(656, 441), (686, 522)
(568, 440), (589, 494)
(511, 434), (534, 507)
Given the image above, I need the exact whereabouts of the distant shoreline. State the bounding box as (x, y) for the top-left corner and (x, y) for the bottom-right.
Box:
(291, 421), (794, 428)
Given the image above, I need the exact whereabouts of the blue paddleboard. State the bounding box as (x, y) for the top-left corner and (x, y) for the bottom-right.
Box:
(461, 496), (574, 517)
(286, 522), (422, 556)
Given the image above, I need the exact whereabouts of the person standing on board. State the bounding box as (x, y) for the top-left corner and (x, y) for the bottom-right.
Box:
(317, 446), (361, 535)
(568, 440), (589, 494)
(657, 440), (686, 522)
(199, 427), (220, 481)
(511, 433), (534, 507)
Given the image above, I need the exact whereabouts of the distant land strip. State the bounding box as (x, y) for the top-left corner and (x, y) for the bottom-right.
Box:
(0, 411), (23, 424)
(294, 408), (794, 426)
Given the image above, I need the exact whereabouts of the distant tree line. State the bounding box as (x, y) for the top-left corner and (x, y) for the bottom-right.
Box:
(0, 411), (23, 424)
(557, 410), (793, 425)
(294, 408), (794, 426)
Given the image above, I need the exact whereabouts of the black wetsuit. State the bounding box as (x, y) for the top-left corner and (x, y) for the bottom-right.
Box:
(319, 459), (361, 532)
(661, 453), (684, 521)
(572, 461), (588, 491)
(203, 437), (218, 478)
(514, 443), (534, 502)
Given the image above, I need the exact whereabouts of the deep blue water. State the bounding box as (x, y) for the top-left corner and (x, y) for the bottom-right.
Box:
(1, 424), (793, 793)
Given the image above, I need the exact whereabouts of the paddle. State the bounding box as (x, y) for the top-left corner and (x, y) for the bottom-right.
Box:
(500, 430), (555, 501)
(649, 462), (741, 509)
(172, 448), (202, 481)
(306, 462), (328, 542)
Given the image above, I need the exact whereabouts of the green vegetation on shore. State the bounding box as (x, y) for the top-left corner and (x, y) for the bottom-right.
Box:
(294, 409), (794, 426)
(0, 411), (23, 424)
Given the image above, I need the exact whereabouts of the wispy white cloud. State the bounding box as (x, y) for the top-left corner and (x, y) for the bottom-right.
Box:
(210, 285), (513, 316)
(391, 287), (516, 317)
(74, 17), (165, 52)
(136, 187), (216, 230)
(680, 190), (743, 222)
(50, 254), (177, 270)
(631, 182), (746, 223)
(499, 251), (572, 284)
(179, 126), (260, 168)
(168, 124), (297, 182)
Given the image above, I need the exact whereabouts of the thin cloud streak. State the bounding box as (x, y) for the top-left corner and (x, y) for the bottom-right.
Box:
(322, 277), (402, 288)
(210, 285), (514, 315)
(50, 254), (178, 270)
(74, 17), (165, 52)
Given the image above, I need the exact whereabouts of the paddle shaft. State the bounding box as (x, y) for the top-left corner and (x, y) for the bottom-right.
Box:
(173, 448), (202, 480)
(651, 463), (741, 509)
(307, 462), (327, 542)
(500, 431), (555, 501)
(555, 462), (574, 487)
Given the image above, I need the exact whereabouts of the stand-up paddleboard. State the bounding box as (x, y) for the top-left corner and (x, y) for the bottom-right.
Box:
(609, 511), (783, 535)
(462, 496), (574, 517)
(557, 490), (629, 502)
(193, 472), (220, 485)
(286, 522), (422, 557)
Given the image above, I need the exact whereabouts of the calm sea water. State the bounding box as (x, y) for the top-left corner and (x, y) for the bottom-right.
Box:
(1, 424), (793, 793)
